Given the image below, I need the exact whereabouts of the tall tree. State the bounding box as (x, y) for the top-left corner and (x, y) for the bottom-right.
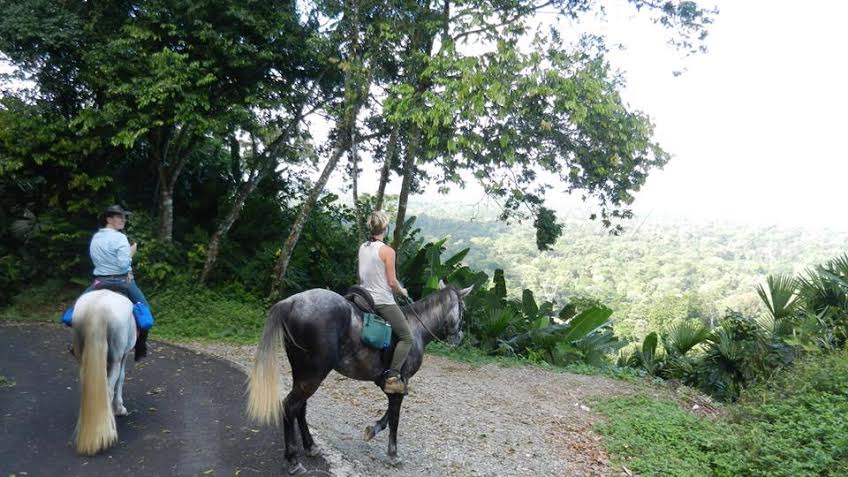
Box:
(370, 0), (716, 248)
(267, 0), (374, 300)
(74, 0), (308, 241)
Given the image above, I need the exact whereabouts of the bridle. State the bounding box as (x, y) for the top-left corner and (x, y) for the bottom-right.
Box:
(406, 287), (464, 344)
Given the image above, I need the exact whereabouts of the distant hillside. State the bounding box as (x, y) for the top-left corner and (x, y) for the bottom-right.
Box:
(407, 199), (848, 341)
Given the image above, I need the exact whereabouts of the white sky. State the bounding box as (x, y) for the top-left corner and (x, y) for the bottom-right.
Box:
(329, 0), (848, 230)
(599, 0), (848, 229)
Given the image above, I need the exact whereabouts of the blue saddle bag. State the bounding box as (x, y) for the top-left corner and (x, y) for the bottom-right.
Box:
(133, 302), (154, 331)
(361, 312), (392, 350)
(61, 307), (74, 327)
(61, 302), (154, 331)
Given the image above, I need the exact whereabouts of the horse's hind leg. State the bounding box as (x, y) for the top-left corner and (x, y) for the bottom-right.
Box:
(112, 353), (130, 416)
(364, 409), (389, 441)
(105, 356), (123, 416)
(282, 374), (327, 474)
(296, 401), (320, 457)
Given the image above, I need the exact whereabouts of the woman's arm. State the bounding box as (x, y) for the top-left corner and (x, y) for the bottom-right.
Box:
(380, 245), (408, 296)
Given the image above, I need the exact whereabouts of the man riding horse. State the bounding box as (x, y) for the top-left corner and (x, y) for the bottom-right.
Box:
(67, 205), (151, 360)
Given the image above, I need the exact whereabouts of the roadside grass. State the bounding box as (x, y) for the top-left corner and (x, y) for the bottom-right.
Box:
(0, 279), (77, 322)
(592, 394), (741, 476)
(426, 341), (536, 367)
(149, 282), (266, 344)
(0, 374), (15, 387)
(592, 350), (848, 477)
(0, 280), (266, 345)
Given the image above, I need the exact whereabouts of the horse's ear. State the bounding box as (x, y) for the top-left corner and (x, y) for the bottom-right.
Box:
(459, 285), (474, 298)
(439, 279), (446, 289)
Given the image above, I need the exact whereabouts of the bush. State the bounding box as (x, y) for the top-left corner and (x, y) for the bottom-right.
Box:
(595, 351), (848, 477)
(593, 394), (742, 476)
(149, 281), (266, 344)
(0, 278), (79, 321)
(729, 350), (848, 477)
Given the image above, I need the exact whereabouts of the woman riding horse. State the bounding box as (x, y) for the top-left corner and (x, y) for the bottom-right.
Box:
(246, 279), (471, 472)
(358, 210), (412, 393)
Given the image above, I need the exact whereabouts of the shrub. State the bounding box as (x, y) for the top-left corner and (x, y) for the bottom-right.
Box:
(593, 394), (742, 476)
(149, 281), (266, 344)
(729, 350), (848, 476)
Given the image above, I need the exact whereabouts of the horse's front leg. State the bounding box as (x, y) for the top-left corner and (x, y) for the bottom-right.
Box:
(364, 409), (389, 441)
(386, 393), (404, 466)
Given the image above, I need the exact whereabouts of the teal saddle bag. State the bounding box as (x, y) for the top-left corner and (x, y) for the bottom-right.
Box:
(361, 312), (392, 350)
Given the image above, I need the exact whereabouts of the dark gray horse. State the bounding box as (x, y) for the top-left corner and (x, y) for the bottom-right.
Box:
(246, 284), (471, 474)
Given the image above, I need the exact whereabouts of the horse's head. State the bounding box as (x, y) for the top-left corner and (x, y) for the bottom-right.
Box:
(442, 284), (473, 345)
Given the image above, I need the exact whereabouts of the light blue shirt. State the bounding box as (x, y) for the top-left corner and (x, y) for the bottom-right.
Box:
(90, 228), (132, 276)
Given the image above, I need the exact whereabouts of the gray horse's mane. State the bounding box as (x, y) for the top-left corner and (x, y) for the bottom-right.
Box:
(405, 285), (459, 319)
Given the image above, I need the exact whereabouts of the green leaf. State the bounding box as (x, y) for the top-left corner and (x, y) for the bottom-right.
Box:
(560, 306), (613, 342)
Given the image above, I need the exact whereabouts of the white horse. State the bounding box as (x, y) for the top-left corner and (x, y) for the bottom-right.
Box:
(70, 289), (137, 455)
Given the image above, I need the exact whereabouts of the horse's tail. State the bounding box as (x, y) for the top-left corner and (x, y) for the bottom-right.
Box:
(246, 300), (290, 425)
(75, 300), (117, 455)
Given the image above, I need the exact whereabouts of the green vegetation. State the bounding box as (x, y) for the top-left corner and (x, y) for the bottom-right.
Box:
(1, 1), (843, 474)
(414, 210), (848, 343)
(593, 394), (739, 476)
(0, 374), (14, 387)
(0, 279), (77, 322)
(149, 282), (267, 344)
(594, 351), (848, 477)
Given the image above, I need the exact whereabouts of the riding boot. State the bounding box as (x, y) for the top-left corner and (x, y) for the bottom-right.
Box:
(134, 329), (149, 361)
(382, 369), (406, 394)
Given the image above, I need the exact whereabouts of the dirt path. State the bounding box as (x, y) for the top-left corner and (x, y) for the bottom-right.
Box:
(177, 340), (641, 476)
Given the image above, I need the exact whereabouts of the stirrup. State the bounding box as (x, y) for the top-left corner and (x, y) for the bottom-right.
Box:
(382, 369), (406, 394)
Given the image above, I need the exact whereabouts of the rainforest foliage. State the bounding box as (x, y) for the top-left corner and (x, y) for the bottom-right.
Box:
(2, 1), (845, 473)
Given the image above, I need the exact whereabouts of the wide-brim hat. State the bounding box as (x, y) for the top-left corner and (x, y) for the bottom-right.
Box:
(104, 204), (130, 217)
(99, 204), (131, 225)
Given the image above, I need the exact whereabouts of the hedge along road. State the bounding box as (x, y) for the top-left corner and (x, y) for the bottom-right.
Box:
(0, 322), (332, 476)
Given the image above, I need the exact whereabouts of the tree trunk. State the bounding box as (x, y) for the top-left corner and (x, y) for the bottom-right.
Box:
(199, 174), (266, 285)
(351, 126), (367, 240)
(199, 102), (312, 285)
(392, 127), (420, 249)
(268, 0), (366, 300)
(268, 143), (347, 301)
(153, 125), (195, 242)
(375, 124), (399, 210)
(157, 185), (174, 241)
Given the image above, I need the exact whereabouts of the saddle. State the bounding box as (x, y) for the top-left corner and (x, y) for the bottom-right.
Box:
(91, 279), (132, 298)
(344, 286), (377, 314)
(344, 286), (392, 351)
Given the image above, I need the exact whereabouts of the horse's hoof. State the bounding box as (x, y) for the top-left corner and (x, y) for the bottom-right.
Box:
(287, 462), (306, 475)
(364, 425), (376, 441)
(389, 455), (403, 467)
(114, 406), (128, 416)
(306, 445), (321, 457)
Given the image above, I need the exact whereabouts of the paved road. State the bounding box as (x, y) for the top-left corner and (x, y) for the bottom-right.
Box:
(0, 322), (332, 477)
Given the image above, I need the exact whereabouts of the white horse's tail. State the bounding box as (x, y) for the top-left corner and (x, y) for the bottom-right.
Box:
(75, 305), (117, 455)
(246, 300), (289, 425)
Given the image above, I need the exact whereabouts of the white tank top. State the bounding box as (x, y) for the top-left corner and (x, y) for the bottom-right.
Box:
(358, 240), (395, 305)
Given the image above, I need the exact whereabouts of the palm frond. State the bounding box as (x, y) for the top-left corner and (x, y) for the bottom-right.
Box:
(663, 320), (710, 356)
(756, 274), (799, 321)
